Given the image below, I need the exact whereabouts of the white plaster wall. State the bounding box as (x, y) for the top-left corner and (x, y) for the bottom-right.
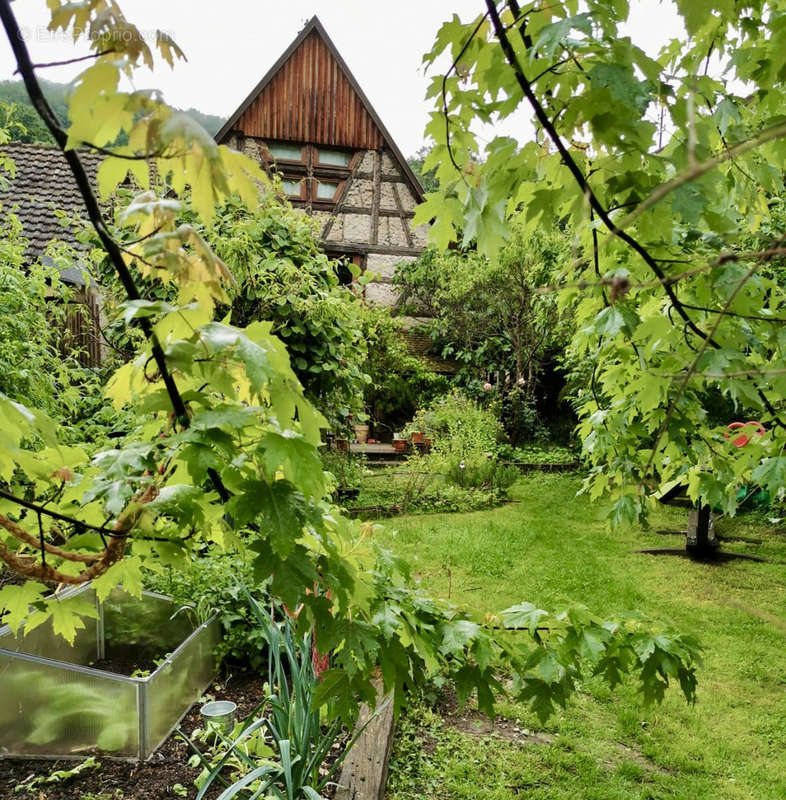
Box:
(343, 213), (371, 242)
(411, 223), (429, 248)
(364, 281), (400, 306)
(380, 152), (398, 176)
(397, 183), (419, 213)
(379, 182), (398, 211)
(325, 214), (344, 242)
(366, 253), (416, 280)
(359, 151), (375, 172)
(344, 179), (374, 207)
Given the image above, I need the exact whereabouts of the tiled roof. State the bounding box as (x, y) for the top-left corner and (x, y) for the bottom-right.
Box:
(0, 142), (101, 265)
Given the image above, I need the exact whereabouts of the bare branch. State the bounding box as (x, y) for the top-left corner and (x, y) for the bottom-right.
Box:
(20, 50), (118, 72)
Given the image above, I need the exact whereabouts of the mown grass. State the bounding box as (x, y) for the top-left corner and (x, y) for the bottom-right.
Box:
(376, 472), (786, 800)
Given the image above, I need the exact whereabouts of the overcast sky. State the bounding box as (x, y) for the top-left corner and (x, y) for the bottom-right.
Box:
(0, 2), (685, 157)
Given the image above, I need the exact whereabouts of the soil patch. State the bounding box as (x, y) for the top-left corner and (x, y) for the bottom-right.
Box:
(437, 688), (554, 746)
(88, 655), (160, 677)
(606, 742), (675, 776)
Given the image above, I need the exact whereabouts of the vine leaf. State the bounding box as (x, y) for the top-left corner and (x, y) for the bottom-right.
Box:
(0, 581), (47, 634)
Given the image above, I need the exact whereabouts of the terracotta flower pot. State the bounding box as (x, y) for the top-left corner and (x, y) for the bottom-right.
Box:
(410, 431), (425, 445)
(354, 424), (370, 444)
(393, 439), (407, 453)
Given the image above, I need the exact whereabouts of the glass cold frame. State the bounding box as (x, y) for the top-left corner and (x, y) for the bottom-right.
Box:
(0, 585), (219, 760)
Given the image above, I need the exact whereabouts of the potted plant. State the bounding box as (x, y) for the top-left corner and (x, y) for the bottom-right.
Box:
(353, 423), (370, 444)
(406, 409), (430, 446)
(393, 433), (407, 453)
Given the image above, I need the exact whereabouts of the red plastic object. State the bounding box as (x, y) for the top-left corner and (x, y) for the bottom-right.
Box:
(724, 421), (766, 448)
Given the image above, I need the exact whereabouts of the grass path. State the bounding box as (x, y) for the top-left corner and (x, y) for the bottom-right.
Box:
(377, 473), (786, 800)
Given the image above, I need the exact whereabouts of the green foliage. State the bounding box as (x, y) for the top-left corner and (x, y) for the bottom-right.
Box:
(348, 471), (507, 516)
(407, 145), (439, 193)
(395, 225), (572, 442)
(410, 390), (503, 472)
(382, 473), (786, 799)
(92, 192), (370, 426)
(0, 78), (70, 144)
(0, 213), (81, 418)
(360, 305), (449, 432)
(186, 599), (352, 800)
(321, 450), (367, 491)
(205, 195), (371, 426)
(497, 443), (578, 466)
(420, 2), (786, 524)
(0, 78), (224, 144)
(145, 554), (270, 672)
(445, 458), (519, 491)
(0, 0), (701, 733)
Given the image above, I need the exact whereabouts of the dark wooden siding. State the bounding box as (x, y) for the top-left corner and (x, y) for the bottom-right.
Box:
(235, 30), (384, 150)
(63, 291), (103, 368)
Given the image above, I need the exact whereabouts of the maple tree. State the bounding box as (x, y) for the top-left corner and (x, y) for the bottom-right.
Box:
(417, 1), (786, 527)
(0, 0), (701, 723)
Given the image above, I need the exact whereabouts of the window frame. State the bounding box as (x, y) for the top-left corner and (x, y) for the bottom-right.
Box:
(313, 178), (342, 202)
(280, 175), (306, 201)
(263, 142), (354, 204)
(266, 142), (306, 164)
(315, 147), (352, 168)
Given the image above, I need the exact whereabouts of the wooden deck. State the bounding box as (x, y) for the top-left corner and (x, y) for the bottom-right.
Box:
(349, 442), (397, 455)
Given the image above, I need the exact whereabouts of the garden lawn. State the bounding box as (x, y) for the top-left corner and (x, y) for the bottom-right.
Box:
(377, 472), (786, 800)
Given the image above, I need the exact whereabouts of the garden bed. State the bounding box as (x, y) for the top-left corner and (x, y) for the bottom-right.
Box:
(506, 460), (578, 472)
(0, 670), (264, 799)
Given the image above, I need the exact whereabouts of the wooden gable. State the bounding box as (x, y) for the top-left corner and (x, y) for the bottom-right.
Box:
(232, 29), (383, 150)
(216, 16), (422, 199)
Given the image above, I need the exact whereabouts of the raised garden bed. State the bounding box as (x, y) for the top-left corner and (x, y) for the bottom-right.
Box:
(0, 670), (263, 799)
(0, 584), (219, 761)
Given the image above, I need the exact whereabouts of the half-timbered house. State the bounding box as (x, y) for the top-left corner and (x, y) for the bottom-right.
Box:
(216, 16), (428, 310)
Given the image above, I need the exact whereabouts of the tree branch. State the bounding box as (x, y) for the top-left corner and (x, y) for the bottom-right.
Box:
(0, 0), (187, 424)
(488, 0), (711, 346)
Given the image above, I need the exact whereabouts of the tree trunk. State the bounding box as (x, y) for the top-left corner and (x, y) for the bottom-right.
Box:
(686, 503), (718, 555)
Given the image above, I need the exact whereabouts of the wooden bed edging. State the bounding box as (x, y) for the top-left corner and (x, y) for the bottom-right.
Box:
(335, 681), (395, 800)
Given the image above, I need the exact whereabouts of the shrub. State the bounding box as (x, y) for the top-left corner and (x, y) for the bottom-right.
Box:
(445, 459), (519, 490)
(360, 305), (449, 433)
(321, 450), (367, 490)
(410, 390), (504, 474)
(145, 554), (270, 672)
(0, 213), (82, 419)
